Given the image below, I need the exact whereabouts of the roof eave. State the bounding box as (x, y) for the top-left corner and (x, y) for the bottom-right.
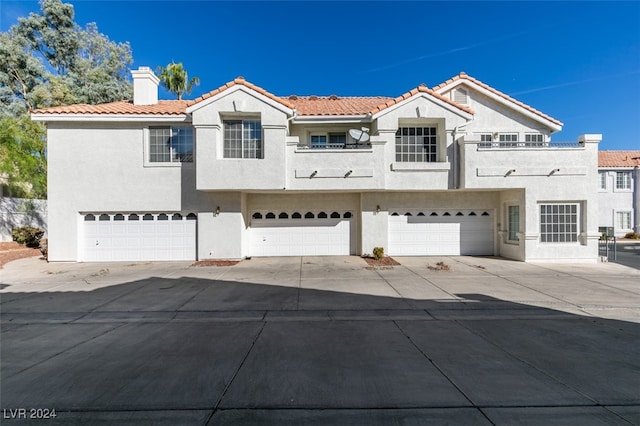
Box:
(30, 113), (190, 122)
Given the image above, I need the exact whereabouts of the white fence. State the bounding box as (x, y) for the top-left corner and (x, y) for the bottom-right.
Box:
(0, 197), (47, 242)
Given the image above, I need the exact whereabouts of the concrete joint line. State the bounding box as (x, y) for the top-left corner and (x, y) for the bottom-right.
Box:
(373, 267), (414, 308)
(454, 320), (601, 406)
(401, 264), (460, 300)
(5, 322), (127, 380)
(391, 321), (487, 418)
(207, 321), (267, 423)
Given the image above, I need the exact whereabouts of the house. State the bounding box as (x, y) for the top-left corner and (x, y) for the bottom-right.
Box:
(31, 67), (602, 263)
(598, 151), (640, 237)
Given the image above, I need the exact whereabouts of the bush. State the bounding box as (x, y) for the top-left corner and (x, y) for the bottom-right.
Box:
(11, 226), (45, 248)
(624, 232), (639, 240)
(373, 247), (384, 260)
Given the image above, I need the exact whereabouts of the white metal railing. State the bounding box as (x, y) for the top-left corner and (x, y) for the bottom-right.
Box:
(300, 142), (372, 150)
(476, 141), (583, 149)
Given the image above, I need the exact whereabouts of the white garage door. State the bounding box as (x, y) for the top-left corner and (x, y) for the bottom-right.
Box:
(250, 211), (354, 256)
(389, 209), (494, 256)
(81, 212), (197, 262)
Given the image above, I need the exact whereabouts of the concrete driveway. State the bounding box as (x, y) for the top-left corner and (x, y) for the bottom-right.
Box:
(1, 256), (639, 425)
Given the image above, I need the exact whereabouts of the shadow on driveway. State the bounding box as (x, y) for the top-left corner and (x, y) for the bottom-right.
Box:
(1, 274), (639, 425)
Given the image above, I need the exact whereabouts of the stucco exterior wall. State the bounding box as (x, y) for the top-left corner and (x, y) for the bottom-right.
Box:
(598, 168), (637, 236)
(46, 122), (210, 261)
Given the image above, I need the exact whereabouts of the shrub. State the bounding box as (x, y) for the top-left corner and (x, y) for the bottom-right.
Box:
(11, 226), (44, 248)
(624, 232), (639, 240)
(373, 247), (384, 260)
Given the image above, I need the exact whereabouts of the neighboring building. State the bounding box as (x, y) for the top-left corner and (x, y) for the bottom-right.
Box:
(31, 68), (602, 263)
(598, 151), (640, 237)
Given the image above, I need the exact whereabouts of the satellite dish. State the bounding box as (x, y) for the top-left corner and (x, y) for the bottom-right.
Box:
(349, 128), (370, 144)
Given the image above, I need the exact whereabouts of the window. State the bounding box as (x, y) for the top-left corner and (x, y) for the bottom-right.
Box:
(149, 126), (193, 163)
(479, 134), (493, 148)
(616, 172), (631, 190)
(310, 132), (347, 149)
(525, 134), (545, 147)
(310, 135), (327, 149)
(616, 211), (632, 230)
(599, 172), (607, 190)
(540, 204), (578, 243)
(499, 133), (518, 147)
(224, 120), (262, 159)
(508, 205), (519, 242)
(395, 127), (437, 162)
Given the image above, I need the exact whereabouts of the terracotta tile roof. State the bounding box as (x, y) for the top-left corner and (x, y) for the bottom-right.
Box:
(369, 84), (474, 116)
(188, 77), (295, 110)
(599, 151), (640, 168)
(433, 72), (563, 126)
(284, 95), (392, 116)
(31, 100), (189, 115)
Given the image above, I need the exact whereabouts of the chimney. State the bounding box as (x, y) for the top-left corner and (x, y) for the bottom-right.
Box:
(131, 66), (159, 105)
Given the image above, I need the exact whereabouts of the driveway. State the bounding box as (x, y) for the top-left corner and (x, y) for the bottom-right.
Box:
(1, 256), (639, 425)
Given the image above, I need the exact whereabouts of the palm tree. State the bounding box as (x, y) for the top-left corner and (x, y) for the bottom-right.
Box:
(156, 62), (200, 100)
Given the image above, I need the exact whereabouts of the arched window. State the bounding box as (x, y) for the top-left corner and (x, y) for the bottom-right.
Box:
(343, 212), (352, 218)
(443, 212), (451, 216)
(304, 212), (315, 219)
(456, 212), (464, 216)
(292, 212), (302, 219)
(128, 214), (139, 221)
(266, 212), (276, 219)
(172, 213), (183, 220)
(187, 213), (197, 220)
(279, 212), (289, 219)
(430, 212), (438, 216)
(318, 212), (328, 219)
(143, 213), (154, 221)
(482, 211), (490, 216)
(158, 213), (168, 220)
(84, 214), (96, 221)
(469, 212), (477, 216)
(330, 212), (340, 219)
(252, 212), (263, 219)
(391, 212), (399, 216)
(114, 213), (125, 221)
(417, 212), (425, 216)
(99, 214), (110, 221)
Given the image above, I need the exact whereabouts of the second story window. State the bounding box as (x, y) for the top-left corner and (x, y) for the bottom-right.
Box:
(309, 132), (347, 149)
(396, 127), (437, 162)
(499, 133), (518, 147)
(616, 171), (631, 190)
(599, 172), (607, 190)
(224, 119), (262, 159)
(479, 134), (493, 148)
(525, 134), (545, 146)
(149, 126), (193, 163)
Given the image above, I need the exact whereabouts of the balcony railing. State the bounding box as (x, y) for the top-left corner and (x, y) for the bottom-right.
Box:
(298, 142), (372, 150)
(476, 141), (583, 149)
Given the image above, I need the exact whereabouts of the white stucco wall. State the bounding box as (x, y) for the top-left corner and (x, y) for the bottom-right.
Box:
(598, 168), (637, 236)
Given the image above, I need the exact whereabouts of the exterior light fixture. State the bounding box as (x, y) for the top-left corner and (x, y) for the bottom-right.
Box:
(310, 171), (317, 178)
(215, 206), (220, 216)
(345, 170), (353, 178)
(376, 205), (381, 213)
(505, 169), (516, 177)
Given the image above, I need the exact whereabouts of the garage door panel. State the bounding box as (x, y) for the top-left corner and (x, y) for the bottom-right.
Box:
(389, 210), (493, 256)
(250, 214), (352, 257)
(81, 213), (196, 262)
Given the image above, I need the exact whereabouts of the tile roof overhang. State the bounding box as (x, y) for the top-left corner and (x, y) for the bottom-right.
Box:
(369, 85), (474, 120)
(598, 151), (640, 168)
(433, 72), (563, 132)
(31, 100), (189, 122)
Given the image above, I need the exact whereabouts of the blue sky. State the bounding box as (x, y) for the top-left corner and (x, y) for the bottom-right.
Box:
(2, 1), (639, 150)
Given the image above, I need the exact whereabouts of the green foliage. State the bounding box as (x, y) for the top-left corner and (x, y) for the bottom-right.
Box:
(0, 0), (134, 198)
(11, 225), (45, 248)
(624, 232), (639, 240)
(373, 247), (384, 260)
(0, 116), (47, 198)
(157, 62), (200, 100)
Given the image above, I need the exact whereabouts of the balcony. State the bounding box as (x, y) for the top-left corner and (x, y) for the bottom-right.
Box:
(459, 135), (600, 190)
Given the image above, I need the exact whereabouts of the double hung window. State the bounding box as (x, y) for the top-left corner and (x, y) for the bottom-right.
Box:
(599, 172), (607, 190)
(149, 126), (193, 163)
(395, 127), (437, 162)
(508, 205), (520, 242)
(224, 120), (262, 159)
(616, 172), (631, 190)
(616, 211), (632, 230)
(499, 133), (518, 147)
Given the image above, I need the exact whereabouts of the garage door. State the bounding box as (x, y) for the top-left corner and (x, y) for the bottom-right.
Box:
(81, 212), (197, 261)
(250, 211), (354, 256)
(389, 209), (494, 256)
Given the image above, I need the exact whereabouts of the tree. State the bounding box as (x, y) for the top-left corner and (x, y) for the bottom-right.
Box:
(0, 116), (47, 198)
(157, 62), (200, 100)
(0, 0), (134, 199)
